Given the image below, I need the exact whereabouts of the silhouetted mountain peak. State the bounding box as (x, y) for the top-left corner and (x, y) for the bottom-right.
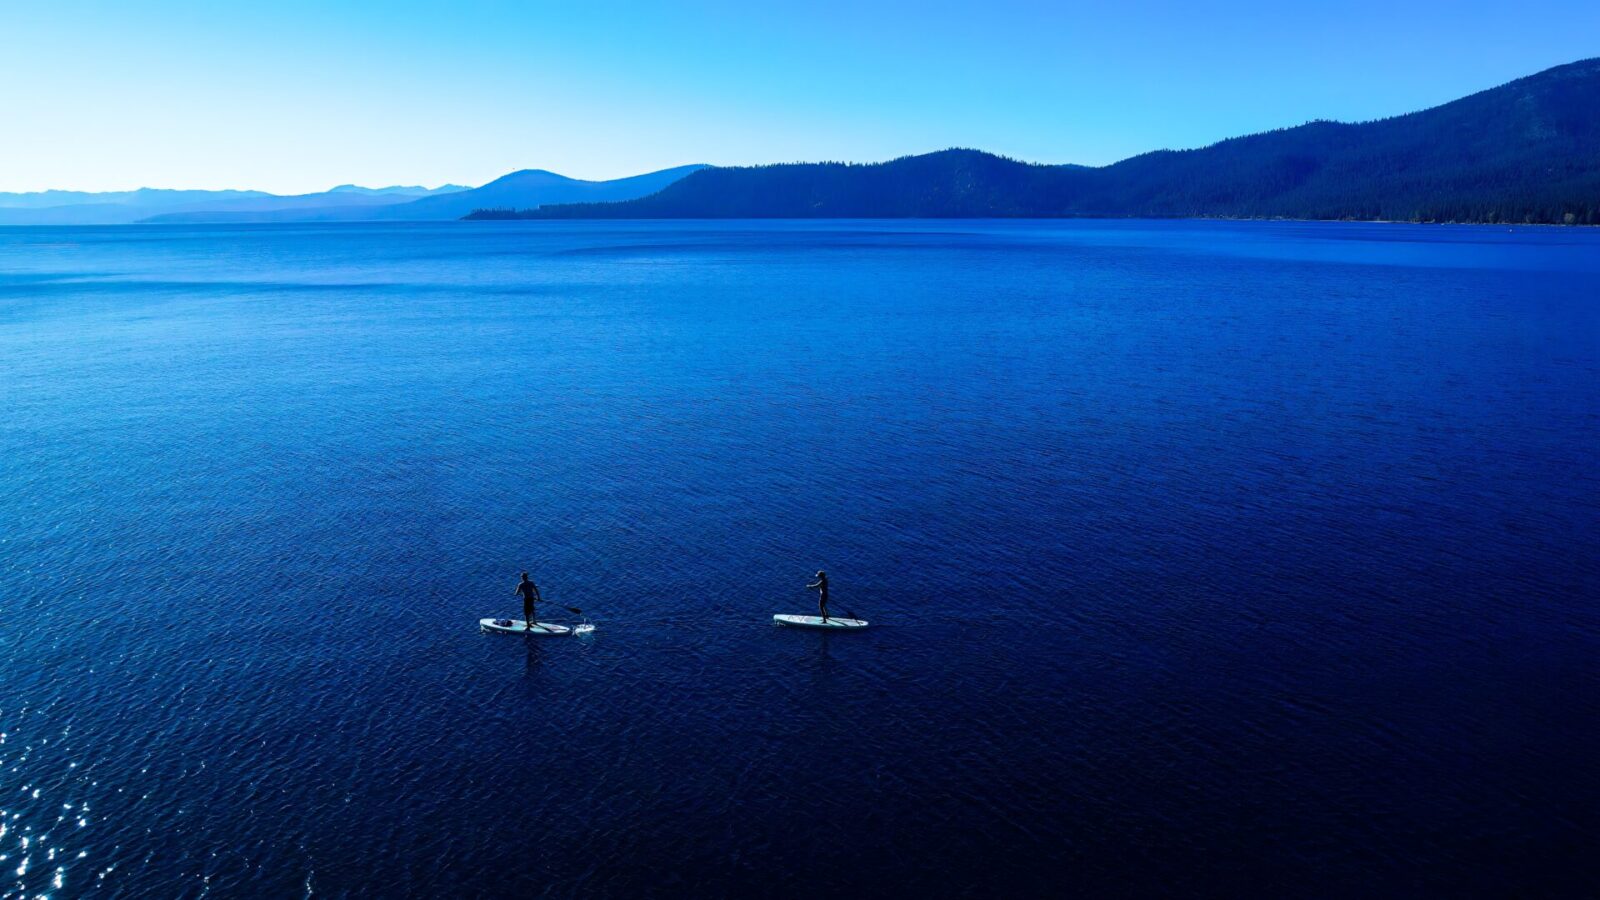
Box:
(326, 184), (468, 196)
(497, 169), (567, 180)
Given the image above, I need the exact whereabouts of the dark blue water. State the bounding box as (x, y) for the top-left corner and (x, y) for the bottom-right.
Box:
(1, 220), (1597, 897)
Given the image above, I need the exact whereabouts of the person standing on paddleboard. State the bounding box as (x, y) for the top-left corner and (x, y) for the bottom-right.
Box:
(808, 570), (830, 622)
(515, 572), (542, 625)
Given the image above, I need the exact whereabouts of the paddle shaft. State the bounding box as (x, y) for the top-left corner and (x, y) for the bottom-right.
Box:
(525, 597), (583, 616)
(812, 586), (854, 621)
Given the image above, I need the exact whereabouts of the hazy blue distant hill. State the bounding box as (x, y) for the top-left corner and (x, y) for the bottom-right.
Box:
(0, 188), (270, 224)
(326, 184), (468, 197)
(0, 187), (267, 209)
(378, 165), (708, 221)
(138, 166), (706, 223)
(0, 183), (465, 225)
(520, 58), (1600, 225)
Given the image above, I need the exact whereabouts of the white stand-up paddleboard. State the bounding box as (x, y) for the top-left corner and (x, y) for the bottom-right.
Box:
(480, 618), (573, 636)
(774, 614), (868, 630)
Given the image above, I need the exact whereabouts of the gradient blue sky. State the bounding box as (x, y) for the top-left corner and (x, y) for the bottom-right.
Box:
(2, 0), (1596, 193)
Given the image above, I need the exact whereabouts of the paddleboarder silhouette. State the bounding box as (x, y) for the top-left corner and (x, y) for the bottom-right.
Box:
(807, 570), (830, 622)
(515, 572), (542, 625)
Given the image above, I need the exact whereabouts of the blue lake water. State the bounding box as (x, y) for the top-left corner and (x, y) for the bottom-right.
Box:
(1, 219), (1596, 896)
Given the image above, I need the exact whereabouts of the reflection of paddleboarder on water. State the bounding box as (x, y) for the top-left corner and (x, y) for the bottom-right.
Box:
(807, 570), (830, 622)
(515, 572), (542, 625)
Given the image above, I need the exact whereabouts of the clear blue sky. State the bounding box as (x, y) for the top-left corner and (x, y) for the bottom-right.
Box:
(2, 0), (1596, 193)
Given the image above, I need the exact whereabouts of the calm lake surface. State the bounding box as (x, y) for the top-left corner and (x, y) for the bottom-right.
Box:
(1, 220), (1596, 897)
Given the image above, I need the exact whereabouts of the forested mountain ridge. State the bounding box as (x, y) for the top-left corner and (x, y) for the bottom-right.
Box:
(489, 58), (1600, 224)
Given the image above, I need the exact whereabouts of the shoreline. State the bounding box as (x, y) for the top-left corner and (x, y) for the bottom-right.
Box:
(460, 212), (1597, 228)
(3, 215), (1594, 230)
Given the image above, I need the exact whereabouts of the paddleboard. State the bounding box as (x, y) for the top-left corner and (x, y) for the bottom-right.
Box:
(774, 614), (868, 630)
(480, 618), (573, 636)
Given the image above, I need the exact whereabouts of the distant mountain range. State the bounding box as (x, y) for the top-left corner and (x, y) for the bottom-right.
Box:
(493, 58), (1600, 225)
(140, 165), (707, 224)
(0, 167), (705, 225)
(6, 59), (1596, 227)
(0, 184), (467, 226)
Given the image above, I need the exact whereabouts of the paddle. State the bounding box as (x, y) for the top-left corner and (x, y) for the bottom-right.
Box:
(529, 583), (581, 616)
(523, 593), (582, 618)
(809, 586), (856, 623)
